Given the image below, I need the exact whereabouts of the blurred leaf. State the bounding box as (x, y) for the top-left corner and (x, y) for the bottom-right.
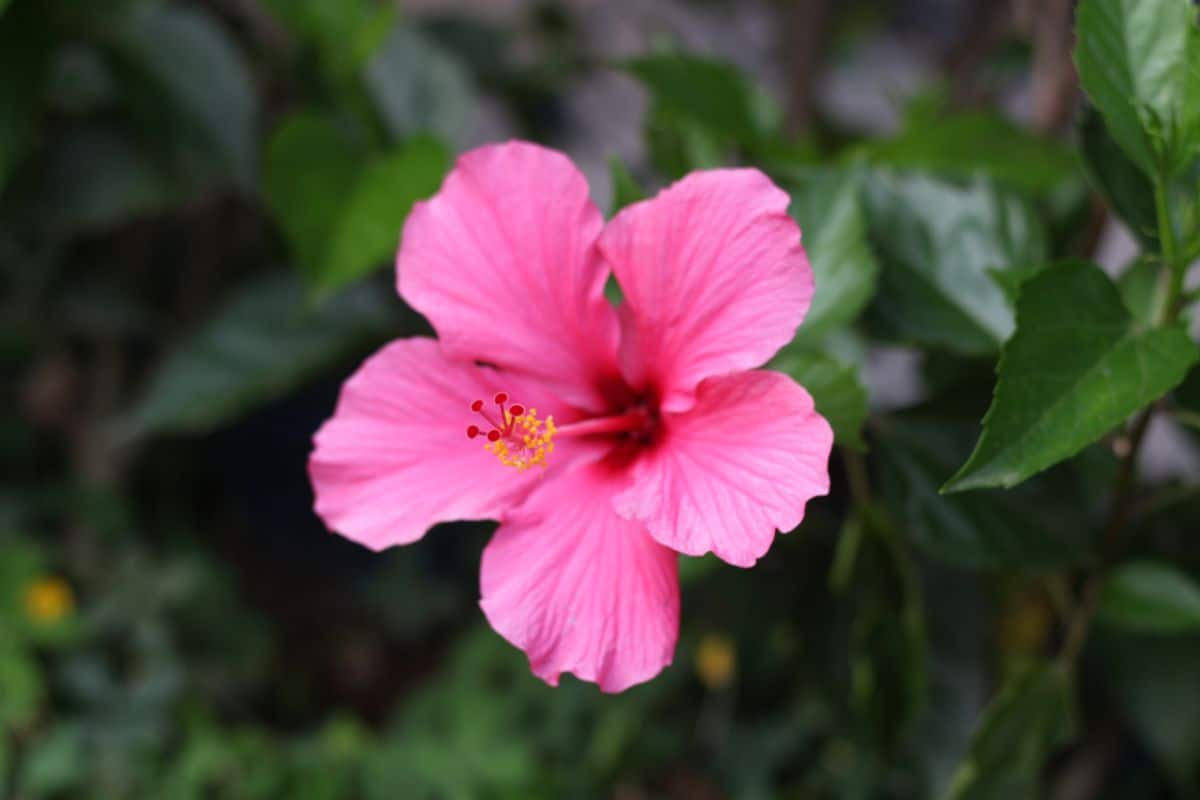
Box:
(945, 261), (1198, 492)
(114, 3), (258, 190)
(1117, 256), (1160, 328)
(844, 509), (928, 750)
(321, 136), (450, 294)
(365, 25), (474, 147)
(46, 44), (116, 115)
(608, 156), (645, 215)
(644, 106), (725, 178)
(1101, 633), (1200, 792)
(864, 107), (1079, 195)
(1099, 561), (1200, 634)
(37, 124), (174, 236)
(879, 417), (1093, 570)
(20, 723), (85, 796)
(1078, 106), (1159, 246)
(1075, 0), (1200, 177)
(946, 662), (1075, 800)
(864, 173), (1046, 355)
(120, 273), (396, 437)
(265, 0), (393, 79)
(789, 168), (879, 345)
(905, 565), (987, 797)
(265, 114), (448, 294)
(771, 348), (867, 450)
(264, 114), (362, 275)
(0, 642), (42, 728)
(627, 53), (766, 148)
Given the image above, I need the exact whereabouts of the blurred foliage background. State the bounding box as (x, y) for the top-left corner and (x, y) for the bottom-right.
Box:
(2, 0), (1200, 797)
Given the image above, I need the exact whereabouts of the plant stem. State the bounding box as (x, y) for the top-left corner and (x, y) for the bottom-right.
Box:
(1058, 407), (1153, 667)
(1152, 177), (1184, 326)
(1060, 171), (1185, 667)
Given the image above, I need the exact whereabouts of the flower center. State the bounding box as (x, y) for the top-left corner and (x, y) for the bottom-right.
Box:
(466, 392), (556, 471)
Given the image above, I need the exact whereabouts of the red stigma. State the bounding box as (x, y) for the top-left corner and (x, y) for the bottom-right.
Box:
(487, 429), (501, 442)
(470, 399), (484, 412)
(509, 404), (525, 417)
(493, 392), (508, 405)
(466, 425), (480, 439)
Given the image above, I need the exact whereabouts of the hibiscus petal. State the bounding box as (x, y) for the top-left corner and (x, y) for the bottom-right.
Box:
(397, 141), (620, 409)
(309, 338), (572, 550)
(614, 370), (833, 567)
(480, 464), (680, 693)
(598, 169), (813, 411)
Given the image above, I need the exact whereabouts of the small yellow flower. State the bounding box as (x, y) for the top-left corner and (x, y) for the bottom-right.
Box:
(695, 632), (736, 690)
(23, 577), (74, 624)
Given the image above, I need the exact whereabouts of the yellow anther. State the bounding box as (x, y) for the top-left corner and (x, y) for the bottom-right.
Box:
(483, 408), (557, 471)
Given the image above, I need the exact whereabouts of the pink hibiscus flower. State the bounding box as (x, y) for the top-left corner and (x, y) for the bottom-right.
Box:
(309, 141), (833, 692)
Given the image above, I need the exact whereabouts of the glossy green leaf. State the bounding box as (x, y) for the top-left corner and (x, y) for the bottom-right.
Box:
(945, 261), (1198, 492)
(1075, 0), (1200, 176)
(120, 274), (396, 438)
(946, 662), (1075, 800)
(789, 168), (879, 345)
(879, 418), (1093, 570)
(1099, 561), (1200, 634)
(115, 3), (258, 190)
(865, 173), (1046, 355)
(771, 348), (868, 450)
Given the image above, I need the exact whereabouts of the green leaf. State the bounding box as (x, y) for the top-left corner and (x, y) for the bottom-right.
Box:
(1117, 255), (1160, 328)
(264, 114), (449, 295)
(1099, 561), (1200, 634)
(879, 417), (1094, 570)
(0, 642), (42, 729)
(789, 168), (879, 345)
(626, 54), (767, 148)
(1075, 0), (1200, 176)
(321, 136), (450, 295)
(19, 723), (85, 796)
(946, 662), (1075, 800)
(771, 348), (868, 450)
(865, 173), (1046, 355)
(119, 274), (397, 438)
(114, 3), (258, 190)
(365, 26), (474, 147)
(264, 113), (362, 279)
(945, 261), (1198, 492)
(37, 124), (175, 236)
(1078, 106), (1159, 246)
(864, 106), (1079, 195)
(264, 0), (393, 78)
(608, 156), (645, 215)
